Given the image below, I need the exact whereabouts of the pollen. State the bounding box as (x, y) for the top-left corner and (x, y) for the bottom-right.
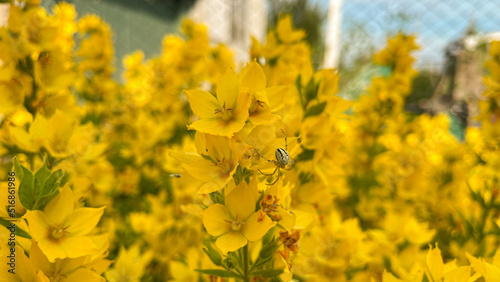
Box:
(214, 101), (233, 121)
(226, 219), (245, 231)
(50, 225), (69, 240)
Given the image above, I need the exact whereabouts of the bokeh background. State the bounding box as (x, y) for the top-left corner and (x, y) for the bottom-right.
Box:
(26, 0), (500, 138)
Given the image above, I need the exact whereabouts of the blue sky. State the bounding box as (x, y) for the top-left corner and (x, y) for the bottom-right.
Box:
(312, 0), (500, 69)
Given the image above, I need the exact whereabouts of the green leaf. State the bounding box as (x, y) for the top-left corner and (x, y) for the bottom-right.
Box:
(203, 241), (223, 267)
(251, 268), (284, 278)
(201, 154), (216, 163)
(295, 148), (315, 162)
(259, 237), (280, 259)
(303, 77), (319, 105)
(303, 102), (326, 119)
(295, 75), (305, 110)
(233, 164), (244, 185)
(225, 252), (241, 270)
(33, 167), (63, 210)
(59, 171), (70, 187)
(41, 170), (63, 196)
(12, 156), (24, 181)
(209, 190), (225, 205)
(0, 218), (31, 239)
(34, 189), (59, 211)
(194, 269), (242, 278)
(252, 254), (274, 270)
(261, 226), (276, 246)
(34, 162), (51, 198)
(13, 157), (35, 210)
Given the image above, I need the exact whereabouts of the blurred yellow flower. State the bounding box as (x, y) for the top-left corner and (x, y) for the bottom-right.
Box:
(105, 244), (153, 282)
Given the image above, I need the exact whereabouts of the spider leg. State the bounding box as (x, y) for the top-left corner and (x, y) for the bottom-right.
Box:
(281, 129), (287, 152)
(266, 168), (281, 185)
(258, 166), (278, 176)
(257, 150), (276, 164)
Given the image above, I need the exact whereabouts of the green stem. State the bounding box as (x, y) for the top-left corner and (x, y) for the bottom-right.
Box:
(243, 244), (250, 282)
(28, 153), (34, 171)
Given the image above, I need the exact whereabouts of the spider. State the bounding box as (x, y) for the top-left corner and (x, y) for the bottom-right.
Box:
(258, 129), (295, 185)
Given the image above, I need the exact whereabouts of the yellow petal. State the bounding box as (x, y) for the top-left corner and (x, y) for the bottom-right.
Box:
(233, 90), (251, 123)
(36, 270), (50, 282)
(483, 262), (500, 282)
(217, 68), (240, 109)
(45, 110), (76, 157)
(186, 90), (219, 119)
(66, 268), (105, 282)
(443, 266), (471, 282)
(276, 15), (305, 43)
(29, 240), (52, 274)
(254, 89), (270, 105)
(64, 207), (105, 236)
(249, 108), (280, 125)
(24, 211), (51, 241)
(240, 62), (266, 93)
(276, 207), (296, 231)
(426, 245), (444, 282)
(198, 181), (228, 194)
(493, 249), (500, 269)
(30, 112), (48, 139)
(241, 212), (276, 242)
(170, 151), (221, 181)
(201, 204), (232, 236)
(15, 245), (37, 282)
(215, 231), (247, 254)
(44, 186), (74, 225)
(466, 252), (485, 274)
(203, 134), (234, 161)
(8, 125), (37, 152)
(293, 210), (313, 229)
(225, 182), (257, 221)
(37, 239), (66, 262)
(188, 118), (225, 136)
(216, 119), (248, 137)
(57, 236), (99, 260)
(266, 86), (289, 111)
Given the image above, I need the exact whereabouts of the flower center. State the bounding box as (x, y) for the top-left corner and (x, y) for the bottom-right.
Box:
(249, 99), (265, 114)
(226, 219), (245, 231)
(50, 225), (69, 240)
(214, 101), (233, 121)
(214, 157), (235, 177)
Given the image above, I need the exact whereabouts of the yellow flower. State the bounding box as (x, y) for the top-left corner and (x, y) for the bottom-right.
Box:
(170, 133), (240, 194)
(0, 243), (49, 282)
(105, 244), (153, 282)
(170, 248), (202, 282)
(28, 239), (105, 282)
(201, 181), (276, 253)
(240, 61), (280, 125)
(24, 186), (105, 262)
(467, 250), (500, 282)
(186, 68), (251, 137)
(425, 244), (481, 282)
(276, 15), (305, 43)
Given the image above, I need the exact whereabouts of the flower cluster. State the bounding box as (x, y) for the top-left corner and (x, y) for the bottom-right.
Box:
(1, 1), (500, 281)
